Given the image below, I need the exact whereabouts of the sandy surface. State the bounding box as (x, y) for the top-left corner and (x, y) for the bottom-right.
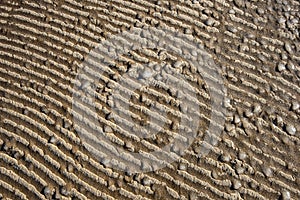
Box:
(0, 0), (299, 199)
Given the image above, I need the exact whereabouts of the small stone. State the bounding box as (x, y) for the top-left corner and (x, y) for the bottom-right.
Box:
(278, 17), (286, 24)
(49, 136), (57, 144)
(178, 163), (187, 171)
(286, 124), (296, 135)
(287, 61), (295, 71)
(108, 184), (117, 191)
(265, 106), (275, 115)
(238, 151), (247, 160)
(276, 116), (284, 127)
(67, 164), (74, 172)
(219, 154), (231, 162)
(233, 0), (245, 7)
(180, 104), (188, 113)
(205, 18), (214, 26)
(249, 181), (257, 189)
(281, 190), (291, 200)
(43, 186), (52, 196)
(236, 165), (245, 174)
(104, 125), (113, 133)
(37, 85), (43, 93)
(257, 8), (264, 14)
(223, 98), (231, 108)
(234, 114), (241, 124)
(277, 63), (286, 72)
(60, 186), (70, 196)
(125, 141), (134, 152)
(63, 119), (71, 129)
(142, 177), (151, 186)
(229, 9), (235, 14)
(41, 106), (49, 114)
(211, 170), (218, 179)
(227, 25), (238, 33)
(124, 175), (132, 183)
(141, 161), (152, 171)
(140, 68), (154, 79)
(53, 190), (61, 199)
(13, 151), (23, 159)
(191, 50), (197, 56)
(184, 28), (193, 34)
(232, 179), (242, 190)
(116, 179), (123, 187)
(244, 109), (253, 118)
(262, 166), (273, 177)
(189, 192), (198, 200)
(285, 42), (292, 54)
(23, 108), (29, 115)
(101, 157), (110, 166)
(291, 101), (299, 111)
(193, 145), (201, 154)
(253, 103), (262, 115)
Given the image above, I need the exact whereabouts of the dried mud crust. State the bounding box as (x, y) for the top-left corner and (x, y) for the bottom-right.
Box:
(0, 0), (299, 200)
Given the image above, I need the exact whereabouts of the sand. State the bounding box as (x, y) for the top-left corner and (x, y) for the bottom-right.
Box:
(0, 0), (299, 199)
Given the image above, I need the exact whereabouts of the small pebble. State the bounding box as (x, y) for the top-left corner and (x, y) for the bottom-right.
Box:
(41, 106), (49, 114)
(211, 170), (218, 179)
(142, 177), (151, 186)
(227, 25), (238, 33)
(63, 119), (71, 129)
(141, 161), (152, 171)
(276, 116), (284, 127)
(286, 124), (296, 135)
(278, 17), (286, 24)
(265, 106), (275, 115)
(249, 181), (257, 189)
(23, 108), (29, 115)
(232, 179), (242, 190)
(219, 154), (231, 162)
(189, 192), (198, 200)
(234, 0), (245, 7)
(49, 136), (57, 144)
(287, 61), (295, 71)
(104, 125), (113, 133)
(205, 18), (214, 26)
(236, 165), (245, 174)
(116, 179), (123, 187)
(184, 28), (193, 34)
(101, 157), (110, 166)
(238, 151), (247, 160)
(223, 98), (231, 108)
(281, 190), (291, 200)
(229, 9), (235, 14)
(43, 186), (52, 196)
(291, 101), (299, 111)
(277, 63), (286, 72)
(244, 109), (254, 118)
(282, 136), (291, 144)
(225, 123), (235, 132)
(141, 68), (153, 79)
(257, 8), (264, 14)
(234, 114), (241, 124)
(67, 164), (74, 172)
(60, 187), (70, 196)
(262, 166), (273, 177)
(285, 42), (292, 54)
(178, 163), (187, 171)
(253, 103), (262, 114)
(125, 141), (134, 152)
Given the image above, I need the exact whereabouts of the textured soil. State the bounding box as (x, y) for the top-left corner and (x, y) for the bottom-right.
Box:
(0, 0), (299, 199)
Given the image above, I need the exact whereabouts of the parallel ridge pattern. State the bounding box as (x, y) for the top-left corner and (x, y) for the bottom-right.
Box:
(0, 0), (299, 199)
